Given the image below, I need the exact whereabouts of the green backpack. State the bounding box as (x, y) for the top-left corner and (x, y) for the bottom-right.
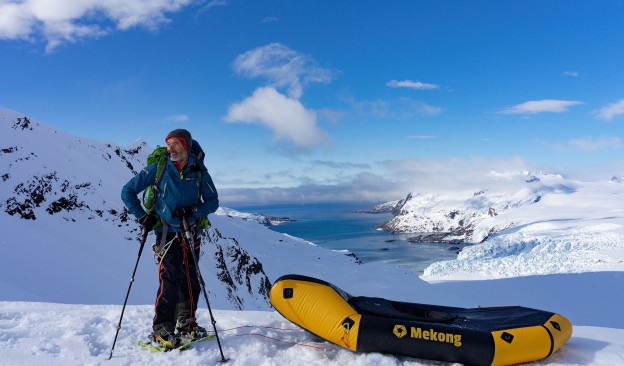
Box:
(142, 146), (167, 217)
(141, 146), (210, 231)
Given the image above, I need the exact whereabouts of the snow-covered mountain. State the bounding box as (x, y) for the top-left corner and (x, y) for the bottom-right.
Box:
(354, 199), (401, 214)
(379, 172), (574, 243)
(217, 207), (296, 226)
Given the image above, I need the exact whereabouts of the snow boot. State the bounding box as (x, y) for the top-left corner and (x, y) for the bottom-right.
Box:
(176, 319), (209, 340)
(149, 330), (181, 350)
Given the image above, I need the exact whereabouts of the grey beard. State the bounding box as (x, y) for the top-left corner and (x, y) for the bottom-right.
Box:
(169, 151), (187, 163)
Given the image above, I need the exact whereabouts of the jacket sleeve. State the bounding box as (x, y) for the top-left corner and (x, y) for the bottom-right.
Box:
(121, 163), (157, 219)
(193, 170), (219, 219)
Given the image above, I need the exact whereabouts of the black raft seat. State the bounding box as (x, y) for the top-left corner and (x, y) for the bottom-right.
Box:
(349, 296), (458, 323)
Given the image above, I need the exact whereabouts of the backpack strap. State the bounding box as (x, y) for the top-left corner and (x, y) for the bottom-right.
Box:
(152, 153), (168, 197)
(154, 221), (169, 255)
(152, 225), (175, 264)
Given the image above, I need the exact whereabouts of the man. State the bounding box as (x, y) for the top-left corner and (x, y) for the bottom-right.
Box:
(121, 129), (219, 349)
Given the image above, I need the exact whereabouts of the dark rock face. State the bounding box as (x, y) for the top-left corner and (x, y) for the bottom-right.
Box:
(204, 227), (272, 309)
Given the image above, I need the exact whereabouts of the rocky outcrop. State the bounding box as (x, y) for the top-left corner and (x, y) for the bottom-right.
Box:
(204, 227), (272, 309)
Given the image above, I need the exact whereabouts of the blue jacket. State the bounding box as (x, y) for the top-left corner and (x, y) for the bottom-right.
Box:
(121, 155), (219, 232)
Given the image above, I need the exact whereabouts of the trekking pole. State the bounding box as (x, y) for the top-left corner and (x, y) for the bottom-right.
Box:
(108, 228), (149, 360)
(182, 217), (228, 363)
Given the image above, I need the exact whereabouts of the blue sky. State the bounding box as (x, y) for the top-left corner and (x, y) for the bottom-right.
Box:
(2, 1), (624, 205)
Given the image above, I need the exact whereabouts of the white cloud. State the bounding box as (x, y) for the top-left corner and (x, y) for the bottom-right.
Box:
(0, 0), (195, 51)
(349, 97), (442, 118)
(233, 43), (334, 98)
(316, 108), (344, 124)
(594, 99), (624, 121)
(228, 44), (334, 150)
(194, 0), (228, 18)
(203, 0), (228, 9)
(312, 160), (371, 169)
(261, 16), (278, 23)
(386, 79), (439, 90)
(417, 101), (443, 116)
(0, 2), (35, 39)
(167, 114), (189, 122)
(564, 71), (579, 77)
(568, 135), (622, 152)
(498, 99), (583, 115)
(225, 86), (330, 149)
(380, 156), (536, 193)
(219, 171), (403, 205)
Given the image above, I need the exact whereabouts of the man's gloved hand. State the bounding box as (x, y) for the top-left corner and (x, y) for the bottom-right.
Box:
(138, 213), (159, 231)
(173, 206), (195, 220)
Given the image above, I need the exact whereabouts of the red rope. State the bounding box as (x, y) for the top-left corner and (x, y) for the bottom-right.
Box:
(233, 332), (335, 350)
(181, 234), (195, 332)
(218, 325), (299, 332)
(210, 325), (337, 350)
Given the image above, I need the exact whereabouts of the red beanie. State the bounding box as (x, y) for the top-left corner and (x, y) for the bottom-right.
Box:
(165, 129), (192, 151)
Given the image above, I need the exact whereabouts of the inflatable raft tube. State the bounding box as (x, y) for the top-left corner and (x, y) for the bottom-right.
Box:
(270, 274), (572, 366)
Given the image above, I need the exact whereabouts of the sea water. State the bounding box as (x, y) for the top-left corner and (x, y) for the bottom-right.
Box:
(231, 202), (466, 275)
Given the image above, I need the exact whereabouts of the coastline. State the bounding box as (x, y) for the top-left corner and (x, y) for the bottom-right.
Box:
(229, 202), (465, 275)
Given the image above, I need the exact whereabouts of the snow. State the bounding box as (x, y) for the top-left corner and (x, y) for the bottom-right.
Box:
(2, 301), (623, 366)
(1, 108), (624, 365)
(2, 292), (624, 366)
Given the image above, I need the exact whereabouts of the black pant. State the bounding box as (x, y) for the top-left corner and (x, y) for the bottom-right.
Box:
(153, 232), (201, 333)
